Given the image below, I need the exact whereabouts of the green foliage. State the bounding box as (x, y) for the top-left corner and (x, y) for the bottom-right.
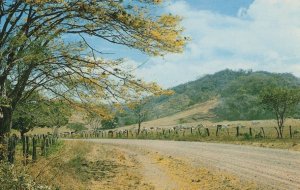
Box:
(260, 87), (300, 116)
(119, 69), (246, 124)
(119, 70), (300, 125)
(45, 140), (64, 157)
(260, 87), (300, 137)
(67, 123), (87, 132)
(101, 117), (119, 129)
(213, 71), (300, 120)
(243, 133), (252, 140)
(12, 93), (71, 135)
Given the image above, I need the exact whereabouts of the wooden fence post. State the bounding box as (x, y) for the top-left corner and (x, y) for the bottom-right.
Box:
(198, 128), (201, 135)
(22, 135), (26, 157)
(261, 127), (265, 138)
(206, 128), (210, 136)
(32, 136), (37, 161)
(26, 136), (30, 159)
(45, 136), (49, 154)
(216, 126), (220, 136)
(236, 126), (240, 137)
(41, 135), (46, 156)
(7, 136), (16, 164)
(289, 126), (293, 138)
(249, 127), (252, 137)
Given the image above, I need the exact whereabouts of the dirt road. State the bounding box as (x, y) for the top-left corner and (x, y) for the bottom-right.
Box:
(77, 139), (300, 189)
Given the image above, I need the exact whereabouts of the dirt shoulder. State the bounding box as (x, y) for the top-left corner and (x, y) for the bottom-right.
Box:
(113, 145), (259, 190)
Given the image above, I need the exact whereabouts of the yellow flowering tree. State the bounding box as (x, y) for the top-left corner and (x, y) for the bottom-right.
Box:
(0, 0), (185, 136)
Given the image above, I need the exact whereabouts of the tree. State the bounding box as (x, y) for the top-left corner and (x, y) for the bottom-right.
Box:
(86, 113), (102, 131)
(101, 117), (118, 129)
(128, 98), (149, 135)
(12, 92), (70, 137)
(0, 0), (186, 136)
(260, 88), (300, 138)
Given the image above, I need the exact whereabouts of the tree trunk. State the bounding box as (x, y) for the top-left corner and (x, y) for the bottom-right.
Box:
(274, 127), (280, 138)
(0, 106), (13, 137)
(20, 130), (26, 139)
(0, 135), (6, 161)
(279, 126), (284, 138)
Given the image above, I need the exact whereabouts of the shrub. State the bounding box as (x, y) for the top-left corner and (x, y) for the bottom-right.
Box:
(0, 161), (51, 190)
(243, 133), (252, 140)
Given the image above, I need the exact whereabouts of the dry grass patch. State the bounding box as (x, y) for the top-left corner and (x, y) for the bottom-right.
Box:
(85, 143), (154, 190)
(148, 152), (259, 190)
(26, 140), (154, 190)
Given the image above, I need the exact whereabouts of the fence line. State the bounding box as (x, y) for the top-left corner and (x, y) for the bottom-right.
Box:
(5, 134), (59, 165)
(60, 125), (300, 140)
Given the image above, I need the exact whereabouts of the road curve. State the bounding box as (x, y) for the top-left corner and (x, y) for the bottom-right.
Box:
(76, 139), (300, 189)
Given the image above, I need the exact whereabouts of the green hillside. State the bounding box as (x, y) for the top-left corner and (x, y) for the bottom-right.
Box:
(119, 69), (300, 125)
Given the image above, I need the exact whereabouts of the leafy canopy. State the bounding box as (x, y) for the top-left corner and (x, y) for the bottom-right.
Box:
(0, 0), (186, 134)
(12, 92), (71, 134)
(260, 87), (300, 126)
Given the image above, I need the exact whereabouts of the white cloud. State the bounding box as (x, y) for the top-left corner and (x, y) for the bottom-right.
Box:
(133, 0), (300, 88)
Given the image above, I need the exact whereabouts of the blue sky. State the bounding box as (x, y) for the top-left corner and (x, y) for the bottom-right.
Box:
(90, 0), (255, 61)
(175, 0), (254, 16)
(86, 0), (300, 88)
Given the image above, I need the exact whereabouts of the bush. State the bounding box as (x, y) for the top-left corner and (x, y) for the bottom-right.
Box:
(0, 161), (51, 190)
(101, 117), (118, 129)
(243, 133), (252, 140)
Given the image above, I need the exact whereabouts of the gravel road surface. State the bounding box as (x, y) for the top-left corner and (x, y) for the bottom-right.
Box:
(79, 139), (300, 189)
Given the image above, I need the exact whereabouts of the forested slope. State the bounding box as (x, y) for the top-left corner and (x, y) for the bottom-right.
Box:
(119, 69), (300, 125)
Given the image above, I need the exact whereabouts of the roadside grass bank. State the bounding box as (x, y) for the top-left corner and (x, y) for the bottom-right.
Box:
(0, 140), (63, 190)
(25, 141), (154, 190)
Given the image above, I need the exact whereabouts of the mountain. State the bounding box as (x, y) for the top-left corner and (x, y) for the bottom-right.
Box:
(119, 69), (300, 125)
